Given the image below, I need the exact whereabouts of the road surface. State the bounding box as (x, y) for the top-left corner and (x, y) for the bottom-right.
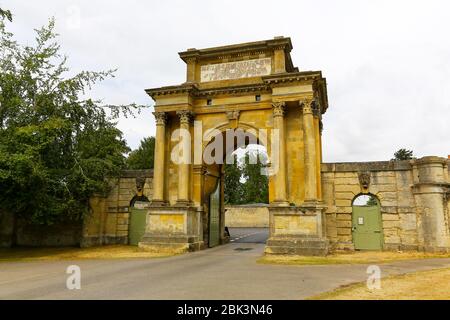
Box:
(1, 228), (449, 299)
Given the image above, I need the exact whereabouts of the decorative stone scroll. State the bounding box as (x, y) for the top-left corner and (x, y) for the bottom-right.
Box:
(200, 57), (272, 82)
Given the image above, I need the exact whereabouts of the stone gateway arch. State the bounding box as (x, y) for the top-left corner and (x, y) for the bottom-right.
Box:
(137, 37), (450, 255)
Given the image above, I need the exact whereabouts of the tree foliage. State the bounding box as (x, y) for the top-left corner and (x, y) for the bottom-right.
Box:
(0, 15), (142, 224)
(0, 7), (12, 22)
(224, 154), (243, 204)
(366, 195), (378, 206)
(224, 149), (268, 205)
(393, 148), (414, 161)
(126, 137), (155, 169)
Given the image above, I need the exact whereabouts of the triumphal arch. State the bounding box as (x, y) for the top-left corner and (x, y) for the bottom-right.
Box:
(139, 36), (330, 255)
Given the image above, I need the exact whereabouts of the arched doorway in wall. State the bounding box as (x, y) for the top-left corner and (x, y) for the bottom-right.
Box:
(352, 194), (383, 250)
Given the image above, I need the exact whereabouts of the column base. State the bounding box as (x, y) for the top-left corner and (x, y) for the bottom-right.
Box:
(271, 200), (290, 207)
(175, 200), (194, 207)
(150, 200), (169, 207)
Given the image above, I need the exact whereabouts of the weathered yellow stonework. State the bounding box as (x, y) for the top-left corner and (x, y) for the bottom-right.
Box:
(78, 38), (450, 256)
(139, 37), (330, 255)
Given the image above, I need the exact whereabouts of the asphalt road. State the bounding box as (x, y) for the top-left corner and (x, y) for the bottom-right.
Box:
(1, 229), (449, 299)
(228, 227), (269, 243)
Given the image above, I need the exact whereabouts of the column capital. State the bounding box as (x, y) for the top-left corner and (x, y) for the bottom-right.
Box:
(153, 111), (167, 125)
(176, 110), (195, 124)
(300, 98), (321, 117)
(272, 101), (286, 117)
(299, 98), (314, 114)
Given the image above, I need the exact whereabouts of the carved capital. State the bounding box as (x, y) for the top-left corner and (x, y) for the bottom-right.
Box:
(176, 110), (195, 124)
(153, 112), (167, 126)
(185, 56), (197, 64)
(272, 102), (286, 117)
(300, 98), (314, 115)
(226, 110), (240, 121)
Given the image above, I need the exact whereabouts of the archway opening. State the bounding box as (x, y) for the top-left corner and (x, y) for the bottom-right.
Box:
(351, 194), (383, 250)
(202, 129), (270, 248)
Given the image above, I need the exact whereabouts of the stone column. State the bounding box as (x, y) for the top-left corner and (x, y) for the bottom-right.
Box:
(272, 102), (288, 205)
(176, 110), (194, 205)
(302, 99), (318, 202)
(152, 111), (167, 205)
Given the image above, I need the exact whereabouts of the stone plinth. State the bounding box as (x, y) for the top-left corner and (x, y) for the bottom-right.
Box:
(139, 205), (204, 253)
(265, 204), (329, 256)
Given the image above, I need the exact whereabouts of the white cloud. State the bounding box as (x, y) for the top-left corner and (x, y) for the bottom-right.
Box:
(3, 0), (449, 158)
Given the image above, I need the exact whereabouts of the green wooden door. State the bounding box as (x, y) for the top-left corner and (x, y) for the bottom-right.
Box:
(208, 181), (221, 248)
(352, 205), (383, 250)
(129, 206), (147, 246)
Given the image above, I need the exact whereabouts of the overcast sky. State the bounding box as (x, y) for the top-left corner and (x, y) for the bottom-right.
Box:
(3, 0), (449, 162)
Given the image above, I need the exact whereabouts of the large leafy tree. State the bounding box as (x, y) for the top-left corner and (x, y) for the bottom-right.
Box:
(126, 137), (155, 169)
(0, 14), (141, 225)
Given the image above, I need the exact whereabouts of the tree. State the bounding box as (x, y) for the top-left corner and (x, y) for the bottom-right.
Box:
(393, 148), (414, 161)
(241, 150), (269, 204)
(224, 154), (243, 204)
(366, 195), (378, 206)
(0, 7), (12, 22)
(0, 15), (143, 225)
(126, 137), (155, 169)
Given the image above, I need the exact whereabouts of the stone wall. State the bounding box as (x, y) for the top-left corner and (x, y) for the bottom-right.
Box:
(321, 156), (450, 252)
(225, 205), (269, 228)
(81, 170), (153, 247)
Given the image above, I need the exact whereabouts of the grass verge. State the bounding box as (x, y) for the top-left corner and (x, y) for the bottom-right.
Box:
(258, 251), (450, 266)
(0, 245), (176, 262)
(309, 267), (450, 300)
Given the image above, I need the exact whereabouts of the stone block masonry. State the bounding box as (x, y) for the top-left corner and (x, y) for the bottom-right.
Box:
(321, 157), (450, 252)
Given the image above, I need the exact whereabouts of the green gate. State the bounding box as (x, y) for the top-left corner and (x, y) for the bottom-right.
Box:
(208, 181), (221, 248)
(352, 205), (383, 250)
(129, 206), (148, 246)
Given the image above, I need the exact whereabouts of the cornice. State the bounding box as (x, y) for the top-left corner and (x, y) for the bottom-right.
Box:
(196, 83), (271, 97)
(262, 71), (323, 84)
(263, 71), (329, 114)
(146, 83), (271, 100)
(179, 37), (293, 63)
(145, 83), (199, 99)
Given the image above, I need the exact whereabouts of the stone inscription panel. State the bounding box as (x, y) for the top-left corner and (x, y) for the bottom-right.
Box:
(200, 57), (272, 82)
